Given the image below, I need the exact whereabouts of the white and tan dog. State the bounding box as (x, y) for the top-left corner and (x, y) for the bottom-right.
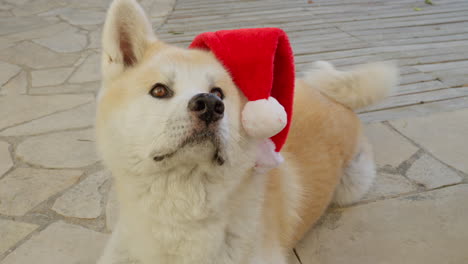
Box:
(96, 0), (398, 263)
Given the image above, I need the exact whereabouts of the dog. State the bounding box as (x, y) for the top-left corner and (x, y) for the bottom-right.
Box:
(95, 0), (398, 263)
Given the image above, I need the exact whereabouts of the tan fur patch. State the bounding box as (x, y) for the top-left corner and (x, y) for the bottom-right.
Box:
(263, 79), (361, 249)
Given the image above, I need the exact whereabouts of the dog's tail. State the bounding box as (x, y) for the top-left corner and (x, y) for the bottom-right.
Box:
(302, 61), (399, 109)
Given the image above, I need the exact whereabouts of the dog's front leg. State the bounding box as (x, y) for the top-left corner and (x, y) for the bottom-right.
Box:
(98, 226), (140, 264)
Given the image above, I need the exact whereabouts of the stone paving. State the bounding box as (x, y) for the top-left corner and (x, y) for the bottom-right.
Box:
(0, 0), (467, 264)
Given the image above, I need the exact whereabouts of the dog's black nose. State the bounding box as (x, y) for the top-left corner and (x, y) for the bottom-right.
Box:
(188, 93), (224, 124)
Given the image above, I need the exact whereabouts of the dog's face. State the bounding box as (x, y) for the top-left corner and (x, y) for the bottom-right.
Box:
(96, 0), (256, 175)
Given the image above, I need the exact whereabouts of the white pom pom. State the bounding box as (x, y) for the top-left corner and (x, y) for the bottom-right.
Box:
(242, 97), (287, 139)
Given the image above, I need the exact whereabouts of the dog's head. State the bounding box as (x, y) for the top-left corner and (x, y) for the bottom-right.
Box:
(96, 0), (258, 176)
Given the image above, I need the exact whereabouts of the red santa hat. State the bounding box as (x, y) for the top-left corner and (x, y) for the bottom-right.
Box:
(189, 28), (295, 153)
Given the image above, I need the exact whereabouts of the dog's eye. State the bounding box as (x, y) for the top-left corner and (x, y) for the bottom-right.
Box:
(210, 87), (224, 99)
(150, 83), (172, 98)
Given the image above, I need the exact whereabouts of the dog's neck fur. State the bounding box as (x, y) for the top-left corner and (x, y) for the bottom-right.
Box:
(112, 159), (265, 264)
(115, 162), (236, 222)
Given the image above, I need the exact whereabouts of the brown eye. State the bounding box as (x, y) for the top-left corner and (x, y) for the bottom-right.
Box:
(210, 87), (224, 99)
(149, 83), (172, 98)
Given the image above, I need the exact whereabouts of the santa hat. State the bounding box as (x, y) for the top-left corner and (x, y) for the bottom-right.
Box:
(189, 28), (295, 154)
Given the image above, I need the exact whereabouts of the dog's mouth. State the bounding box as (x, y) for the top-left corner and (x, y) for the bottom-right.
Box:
(153, 130), (225, 165)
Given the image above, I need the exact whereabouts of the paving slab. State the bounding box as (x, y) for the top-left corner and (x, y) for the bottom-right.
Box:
(2, 0), (28, 5)
(4, 22), (71, 43)
(296, 184), (468, 264)
(0, 219), (38, 255)
(68, 53), (101, 83)
(33, 27), (87, 53)
(29, 82), (99, 95)
(363, 172), (416, 201)
(0, 102), (95, 136)
(0, 221), (108, 264)
(0, 94), (94, 130)
(0, 70), (27, 96)
(288, 251), (301, 264)
(0, 41), (79, 69)
(0, 61), (20, 87)
(0, 141), (13, 177)
(0, 2), (12, 11)
(390, 108), (468, 174)
(31, 67), (74, 87)
(105, 184), (119, 232)
(68, 0), (112, 9)
(53, 170), (110, 219)
(406, 154), (462, 189)
(364, 123), (419, 168)
(0, 16), (54, 36)
(88, 28), (103, 49)
(145, 0), (176, 19)
(11, 0), (67, 16)
(0, 40), (14, 52)
(16, 129), (98, 169)
(41, 7), (106, 26)
(0, 168), (82, 216)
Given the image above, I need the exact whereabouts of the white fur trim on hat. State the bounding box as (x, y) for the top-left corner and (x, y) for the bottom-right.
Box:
(241, 97), (287, 139)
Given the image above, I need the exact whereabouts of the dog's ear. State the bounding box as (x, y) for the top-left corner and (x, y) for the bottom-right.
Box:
(102, 0), (156, 81)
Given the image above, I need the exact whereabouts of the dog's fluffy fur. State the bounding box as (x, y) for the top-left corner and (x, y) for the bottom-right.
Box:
(96, 0), (398, 263)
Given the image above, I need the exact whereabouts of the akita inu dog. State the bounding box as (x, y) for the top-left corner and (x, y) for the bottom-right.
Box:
(96, 0), (398, 263)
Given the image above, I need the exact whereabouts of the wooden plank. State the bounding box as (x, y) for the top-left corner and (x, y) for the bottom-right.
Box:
(338, 15), (468, 31)
(349, 22), (468, 40)
(293, 44), (468, 68)
(398, 67), (422, 75)
(293, 39), (369, 56)
(177, 0), (465, 9)
(160, 25), (342, 44)
(400, 72), (435, 85)
(172, 0), (468, 20)
(400, 51), (468, 67)
(360, 96), (468, 123)
(371, 33), (468, 47)
(395, 81), (449, 96)
(398, 45), (468, 58)
(290, 32), (352, 45)
(168, 3), (468, 27)
(167, 7), (307, 25)
(293, 39), (468, 62)
(296, 64), (422, 81)
(163, 9), (468, 33)
(169, 0), (468, 24)
(173, 12), (464, 35)
(432, 68), (468, 87)
(413, 60), (468, 73)
(360, 87), (468, 113)
(309, 47), (468, 72)
(164, 0), (468, 30)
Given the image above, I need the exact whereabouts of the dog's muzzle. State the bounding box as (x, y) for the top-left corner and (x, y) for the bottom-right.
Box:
(188, 93), (224, 125)
(153, 128), (226, 166)
(152, 94), (226, 164)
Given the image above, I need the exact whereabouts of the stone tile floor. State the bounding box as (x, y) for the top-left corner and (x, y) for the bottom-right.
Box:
(0, 0), (467, 263)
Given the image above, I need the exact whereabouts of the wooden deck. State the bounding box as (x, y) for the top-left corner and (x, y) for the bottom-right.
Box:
(156, 0), (468, 123)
